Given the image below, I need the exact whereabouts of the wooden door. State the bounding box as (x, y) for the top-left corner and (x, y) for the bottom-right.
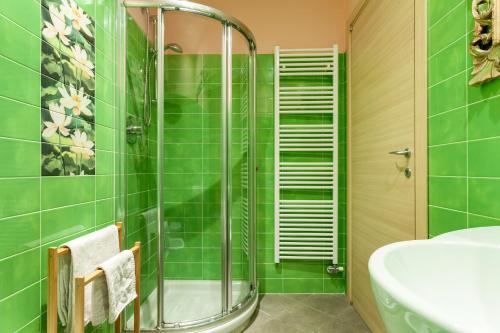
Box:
(348, 0), (420, 332)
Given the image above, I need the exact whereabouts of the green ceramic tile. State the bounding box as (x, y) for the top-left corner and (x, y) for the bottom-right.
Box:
(166, 247), (202, 262)
(96, 149), (114, 175)
(258, 278), (283, 293)
(202, 262), (221, 279)
(467, 78), (500, 105)
(165, 143), (203, 159)
(428, 71), (466, 116)
(283, 278), (323, 293)
(95, 124), (114, 151)
(324, 278), (345, 293)
(428, 176), (467, 211)
(96, 175), (113, 199)
(202, 83), (222, 99)
(166, 68), (202, 84)
(426, 0), (500, 239)
(0, 14), (40, 71)
(428, 1), (466, 56)
(468, 214), (500, 228)
(232, 54), (250, 69)
(0, 247), (40, 299)
(469, 138), (500, 177)
(202, 55), (221, 69)
(0, 178), (40, 219)
(428, 107), (466, 145)
(164, 262), (202, 279)
(41, 176), (95, 209)
(95, 197), (115, 225)
(283, 261), (324, 279)
(0, 138), (39, 177)
(428, 143), (466, 176)
(469, 178), (500, 219)
(202, 68), (222, 84)
(96, 0), (116, 34)
(0, 97), (39, 141)
(96, 75), (114, 105)
(41, 202), (95, 244)
(466, 31), (474, 69)
(0, 0), (40, 35)
(256, 54), (274, 69)
(0, 212), (40, 259)
(16, 316), (41, 333)
(428, 206), (467, 236)
(95, 24), (114, 61)
(428, 0), (464, 27)
(428, 36), (466, 86)
(0, 282), (40, 332)
(257, 263), (283, 279)
(0, 55), (39, 106)
(96, 49), (114, 81)
(468, 95), (500, 140)
(166, 54), (203, 70)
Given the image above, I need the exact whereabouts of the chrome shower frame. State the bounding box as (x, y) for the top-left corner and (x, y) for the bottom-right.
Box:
(115, 0), (257, 331)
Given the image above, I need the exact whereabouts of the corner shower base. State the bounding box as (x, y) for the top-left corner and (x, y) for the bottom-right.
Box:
(127, 280), (254, 332)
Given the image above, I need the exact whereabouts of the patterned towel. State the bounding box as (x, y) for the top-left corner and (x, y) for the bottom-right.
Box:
(91, 250), (137, 324)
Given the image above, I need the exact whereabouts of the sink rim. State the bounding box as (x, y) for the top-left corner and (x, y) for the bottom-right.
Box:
(369, 239), (500, 333)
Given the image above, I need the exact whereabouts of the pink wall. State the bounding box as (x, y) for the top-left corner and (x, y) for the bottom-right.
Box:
(129, 0), (349, 54)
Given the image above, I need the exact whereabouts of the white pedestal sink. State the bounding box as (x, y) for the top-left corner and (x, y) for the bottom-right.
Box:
(369, 227), (500, 333)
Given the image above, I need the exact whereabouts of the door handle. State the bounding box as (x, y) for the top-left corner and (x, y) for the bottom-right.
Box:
(388, 148), (411, 158)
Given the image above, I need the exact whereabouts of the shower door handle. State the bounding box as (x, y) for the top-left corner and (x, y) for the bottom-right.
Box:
(388, 148), (411, 158)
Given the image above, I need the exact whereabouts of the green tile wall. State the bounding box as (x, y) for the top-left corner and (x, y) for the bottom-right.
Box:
(162, 53), (250, 285)
(162, 54), (221, 281)
(158, 53), (346, 294)
(428, 0), (500, 236)
(0, 0), (118, 331)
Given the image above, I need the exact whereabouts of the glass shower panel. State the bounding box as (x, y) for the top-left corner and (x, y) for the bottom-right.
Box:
(119, 2), (258, 331)
(231, 28), (251, 307)
(123, 8), (159, 329)
(162, 11), (223, 325)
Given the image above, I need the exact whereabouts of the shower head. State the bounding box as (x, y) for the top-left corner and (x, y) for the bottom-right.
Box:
(148, 43), (183, 59)
(164, 43), (183, 53)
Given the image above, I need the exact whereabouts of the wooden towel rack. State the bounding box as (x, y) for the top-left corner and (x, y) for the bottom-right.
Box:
(47, 222), (141, 333)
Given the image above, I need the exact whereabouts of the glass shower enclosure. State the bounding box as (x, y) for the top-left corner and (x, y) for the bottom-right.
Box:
(115, 0), (257, 331)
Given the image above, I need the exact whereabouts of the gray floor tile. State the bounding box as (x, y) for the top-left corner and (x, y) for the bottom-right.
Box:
(243, 294), (371, 333)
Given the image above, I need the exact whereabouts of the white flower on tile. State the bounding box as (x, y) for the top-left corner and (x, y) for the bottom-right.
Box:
(42, 4), (71, 45)
(61, 0), (93, 37)
(59, 84), (92, 117)
(42, 103), (72, 138)
(70, 129), (95, 160)
(70, 44), (95, 78)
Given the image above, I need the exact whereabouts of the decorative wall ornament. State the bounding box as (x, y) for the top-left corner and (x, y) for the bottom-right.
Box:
(470, 0), (500, 85)
(41, 0), (96, 176)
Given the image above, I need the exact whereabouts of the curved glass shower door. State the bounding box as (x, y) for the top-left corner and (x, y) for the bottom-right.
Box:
(119, 1), (257, 331)
(231, 28), (252, 308)
(162, 11), (224, 326)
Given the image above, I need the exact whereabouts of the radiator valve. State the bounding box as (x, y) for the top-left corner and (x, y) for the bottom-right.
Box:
(327, 264), (344, 275)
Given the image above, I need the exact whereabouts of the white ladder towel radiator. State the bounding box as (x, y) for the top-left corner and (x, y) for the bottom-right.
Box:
(274, 46), (339, 264)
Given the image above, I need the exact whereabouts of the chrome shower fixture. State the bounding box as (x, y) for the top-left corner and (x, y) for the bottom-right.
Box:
(164, 43), (183, 53)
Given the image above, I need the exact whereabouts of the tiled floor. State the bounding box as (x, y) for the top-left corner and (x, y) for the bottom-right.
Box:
(243, 294), (371, 333)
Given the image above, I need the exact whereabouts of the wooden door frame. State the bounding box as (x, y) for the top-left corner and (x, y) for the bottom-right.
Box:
(346, 0), (428, 302)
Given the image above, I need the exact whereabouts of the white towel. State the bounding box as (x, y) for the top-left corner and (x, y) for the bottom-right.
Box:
(58, 225), (119, 332)
(91, 250), (137, 324)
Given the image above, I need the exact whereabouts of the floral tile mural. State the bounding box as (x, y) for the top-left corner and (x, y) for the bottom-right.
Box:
(41, 0), (96, 176)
